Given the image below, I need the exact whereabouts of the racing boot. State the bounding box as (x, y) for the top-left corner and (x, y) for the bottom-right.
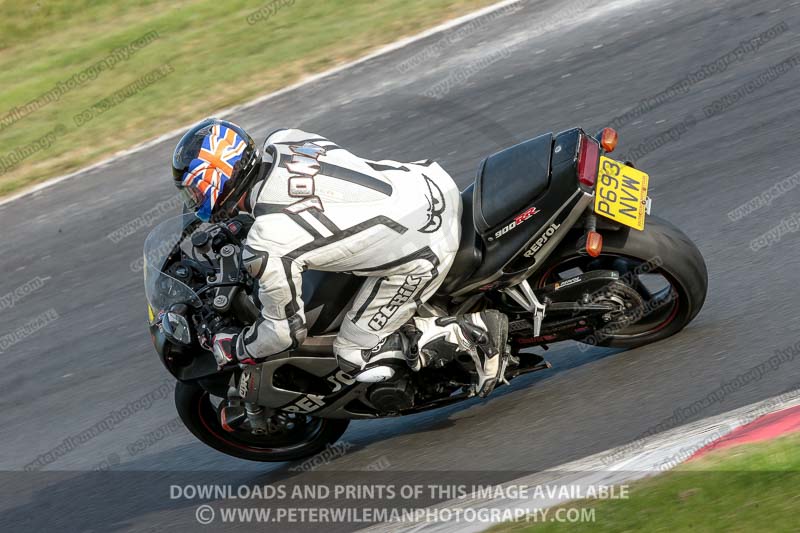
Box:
(333, 332), (409, 383)
(412, 310), (509, 397)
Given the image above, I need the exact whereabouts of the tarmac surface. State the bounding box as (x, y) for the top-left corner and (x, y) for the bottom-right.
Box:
(2, 0), (800, 530)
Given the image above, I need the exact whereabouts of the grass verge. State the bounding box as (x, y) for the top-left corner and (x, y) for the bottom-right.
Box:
(493, 431), (800, 532)
(0, 0), (502, 196)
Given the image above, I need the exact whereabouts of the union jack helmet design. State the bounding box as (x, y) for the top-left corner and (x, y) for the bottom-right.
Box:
(172, 118), (259, 221)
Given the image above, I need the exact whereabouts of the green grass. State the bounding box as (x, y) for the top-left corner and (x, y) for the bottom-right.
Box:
(0, 0), (498, 196)
(493, 431), (800, 533)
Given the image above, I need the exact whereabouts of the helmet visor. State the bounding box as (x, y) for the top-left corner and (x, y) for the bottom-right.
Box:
(178, 184), (205, 210)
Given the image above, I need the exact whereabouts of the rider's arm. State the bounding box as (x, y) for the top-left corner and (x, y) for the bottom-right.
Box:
(237, 245), (307, 361)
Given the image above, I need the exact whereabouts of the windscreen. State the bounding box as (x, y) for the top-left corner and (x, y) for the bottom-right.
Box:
(143, 213), (202, 319)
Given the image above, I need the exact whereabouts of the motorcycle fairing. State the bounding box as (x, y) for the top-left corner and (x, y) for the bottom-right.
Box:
(449, 128), (591, 295)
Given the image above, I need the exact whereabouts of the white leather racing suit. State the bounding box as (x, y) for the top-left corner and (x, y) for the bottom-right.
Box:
(236, 128), (462, 373)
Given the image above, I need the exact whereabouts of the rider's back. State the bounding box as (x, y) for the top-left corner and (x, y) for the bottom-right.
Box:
(246, 128), (461, 273)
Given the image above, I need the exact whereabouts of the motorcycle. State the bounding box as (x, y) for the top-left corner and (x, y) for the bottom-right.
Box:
(143, 127), (707, 461)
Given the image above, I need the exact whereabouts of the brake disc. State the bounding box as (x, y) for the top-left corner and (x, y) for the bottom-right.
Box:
(266, 412), (306, 435)
(593, 281), (646, 329)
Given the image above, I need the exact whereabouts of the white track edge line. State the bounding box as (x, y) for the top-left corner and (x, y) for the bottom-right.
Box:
(359, 387), (800, 533)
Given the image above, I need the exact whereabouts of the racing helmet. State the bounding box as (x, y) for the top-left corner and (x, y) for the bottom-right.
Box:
(171, 118), (260, 221)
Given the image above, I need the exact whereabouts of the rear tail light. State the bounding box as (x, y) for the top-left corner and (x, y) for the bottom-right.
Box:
(577, 135), (600, 187)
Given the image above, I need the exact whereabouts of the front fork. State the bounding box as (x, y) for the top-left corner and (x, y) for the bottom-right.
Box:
(218, 371), (274, 433)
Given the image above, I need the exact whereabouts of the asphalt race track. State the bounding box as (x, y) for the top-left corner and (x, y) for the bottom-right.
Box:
(2, 0), (800, 530)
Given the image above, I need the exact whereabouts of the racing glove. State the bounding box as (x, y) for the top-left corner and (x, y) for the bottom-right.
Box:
(211, 329), (258, 369)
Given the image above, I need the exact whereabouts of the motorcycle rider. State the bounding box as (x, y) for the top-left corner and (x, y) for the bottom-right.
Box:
(171, 118), (509, 397)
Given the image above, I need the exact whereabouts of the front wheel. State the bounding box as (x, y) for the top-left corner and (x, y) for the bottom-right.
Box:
(536, 215), (708, 349)
(175, 381), (350, 462)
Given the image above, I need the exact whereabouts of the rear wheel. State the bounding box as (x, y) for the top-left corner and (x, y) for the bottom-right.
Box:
(536, 215), (707, 348)
(175, 381), (350, 462)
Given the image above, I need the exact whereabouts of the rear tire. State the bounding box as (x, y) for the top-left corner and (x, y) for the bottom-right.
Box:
(537, 215), (707, 349)
(175, 380), (350, 462)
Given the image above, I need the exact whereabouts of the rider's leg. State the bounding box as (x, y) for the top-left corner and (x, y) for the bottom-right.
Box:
(333, 261), (439, 381)
(333, 255), (509, 395)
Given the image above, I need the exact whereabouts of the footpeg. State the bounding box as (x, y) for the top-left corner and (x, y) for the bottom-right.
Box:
(532, 307), (545, 338)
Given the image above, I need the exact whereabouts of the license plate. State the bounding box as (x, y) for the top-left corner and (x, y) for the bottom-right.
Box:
(594, 156), (649, 230)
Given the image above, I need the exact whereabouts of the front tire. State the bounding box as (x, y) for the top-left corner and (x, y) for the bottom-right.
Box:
(537, 215), (708, 348)
(175, 381), (350, 462)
